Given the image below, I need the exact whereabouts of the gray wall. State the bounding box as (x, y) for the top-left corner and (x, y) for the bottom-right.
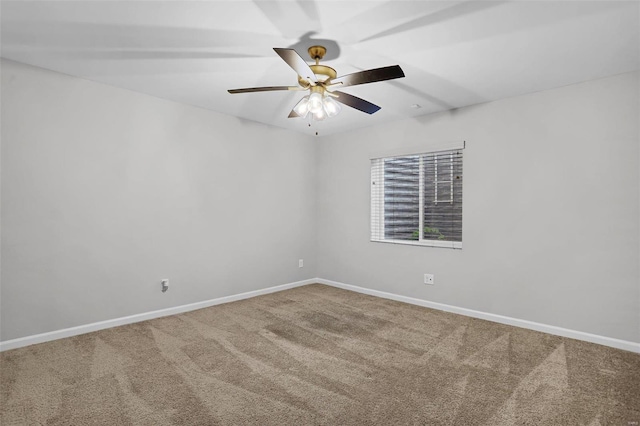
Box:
(2, 60), (638, 345)
(1, 60), (317, 340)
(317, 72), (640, 343)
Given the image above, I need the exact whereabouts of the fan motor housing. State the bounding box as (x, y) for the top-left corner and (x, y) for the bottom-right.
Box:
(298, 65), (337, 86)
(295, 45), (337, 87)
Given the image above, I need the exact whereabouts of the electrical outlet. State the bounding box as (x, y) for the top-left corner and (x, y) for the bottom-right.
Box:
(161, 279), (169, 292)
(424, 274), (434, 285)
(299, 259), (304, 268)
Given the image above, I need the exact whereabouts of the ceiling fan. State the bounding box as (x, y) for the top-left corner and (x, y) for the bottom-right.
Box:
(228, 46), (405, 121)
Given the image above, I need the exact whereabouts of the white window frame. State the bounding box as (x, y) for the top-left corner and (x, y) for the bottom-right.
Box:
(370, 148), (463, 250)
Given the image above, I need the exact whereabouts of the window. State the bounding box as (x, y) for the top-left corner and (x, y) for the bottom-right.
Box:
(371, 148), (463, 249)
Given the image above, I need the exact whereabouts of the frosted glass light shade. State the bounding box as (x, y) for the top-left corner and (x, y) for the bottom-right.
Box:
(323, 96), (342, 117)
(293, 96), (310, 118)
(308, 92), (323, 114)
(312, 107), (326, 121)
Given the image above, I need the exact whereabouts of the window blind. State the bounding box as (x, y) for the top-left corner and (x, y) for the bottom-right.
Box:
(371, 148), (463, 249)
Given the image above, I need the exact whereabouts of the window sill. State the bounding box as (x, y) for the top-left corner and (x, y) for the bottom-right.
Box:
(370, 239), (462, 250)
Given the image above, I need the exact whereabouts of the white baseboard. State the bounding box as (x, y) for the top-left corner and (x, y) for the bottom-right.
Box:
(0, 278), (316, 352)
(316, 278), (640, 354)
(3, 277), (638, 354)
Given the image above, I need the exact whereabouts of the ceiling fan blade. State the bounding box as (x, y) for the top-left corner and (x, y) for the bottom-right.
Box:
(273, 48), (318, 84)
(228, 86), (299, 94)
(288, 110), (300, 118)
(331, 65), (405, 88)
(332, 91), (381, 114)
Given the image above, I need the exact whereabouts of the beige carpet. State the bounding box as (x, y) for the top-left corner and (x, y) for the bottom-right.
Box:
(1, 284), (639, 425)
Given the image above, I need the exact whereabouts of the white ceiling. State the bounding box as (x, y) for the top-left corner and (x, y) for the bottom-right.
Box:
(2, 1), (638, 137)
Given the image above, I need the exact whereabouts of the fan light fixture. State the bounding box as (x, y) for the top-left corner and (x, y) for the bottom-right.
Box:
(228, 46), (405, 122)
(292, 92), (343, 121)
